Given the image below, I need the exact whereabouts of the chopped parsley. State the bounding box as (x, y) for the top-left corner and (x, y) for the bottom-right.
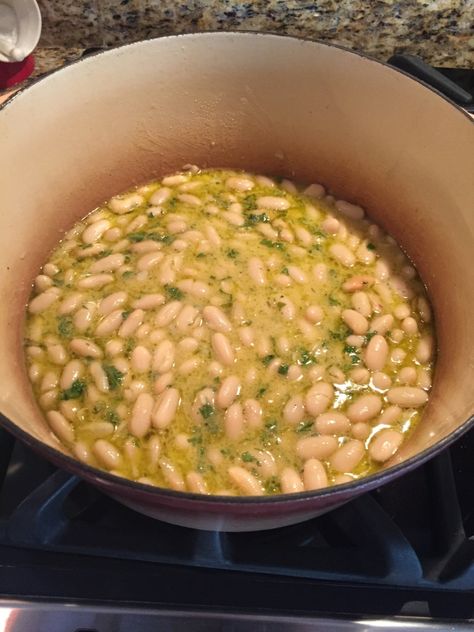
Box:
(281, 267), (289, 275)
(328, 294), (341, 306)
(363, 331), (376, 344)
(264, 476), (281, 494)
(128, 231), (173, 245)
(102, 364), (124, 390)
(226, 248), (239, 258)
(261, 419), (279, 447)
(343, 344), (361, 364)
(57, 316), (74, 338)
(296, 420), (314, 433)
(199, 402), (215, 419)
(60, 379), (86, 400)
(246, 213), (270, 225)
(121, 310), (133, 320)
(329, 327), (350, 341)
(122, 270), (134, 279)
(242, 194), (257, 211)
(260, 239), (284, 250)
(278, 363), (289, 376)
(256, 386), (267, 399)
(262, 354), (275, 367)
(366, 242), (376, 250)
(298, 349), (315, 366)
(165, 285), (184, 300)
(241, 451), (258, 464)
(105, 410), (120, 426)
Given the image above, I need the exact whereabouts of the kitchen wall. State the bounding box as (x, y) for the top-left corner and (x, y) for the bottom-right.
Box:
(35, 0), (474, 75)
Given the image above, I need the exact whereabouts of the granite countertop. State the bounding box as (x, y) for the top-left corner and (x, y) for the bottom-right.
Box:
(29, 0), (473, 81)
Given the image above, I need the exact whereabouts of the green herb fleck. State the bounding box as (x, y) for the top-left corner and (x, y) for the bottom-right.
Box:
(102, 364), (124, 390)
(121, 310), (133, 320)
(278, 363), (289, 376)
(343, 344), (361, 365)
(241, 451), (258, 463)
(246, 213), (269, 225)
(57, 316), (74, 338)
(60, 379), (86, 400)
(242, 194), (257, 211)
(260, 239), (284, 250)
(328, 295), (341, 306)
(256, 386), (267, 399)
(124, 338), (136, 355)
(298, 349), (314, 366)
(165, 285), (184, 300)
(199, 402), (215, 420)
(281, 267), (289, 275)
(363, 331), (376, 344)
(98, 249), (112, 258)
(329, 328), (350, 341)
(197, 252), (206, 258)
(296, 421), (314, 433)
(227, 248), (239, 259)
(105, 410), (120, 426)
(366, 242), (376, 250)
(122, 270), (134, 279)
(262, 354), (275, 367)
(52, 277), (64, 287)
(264, 476), (281, 494)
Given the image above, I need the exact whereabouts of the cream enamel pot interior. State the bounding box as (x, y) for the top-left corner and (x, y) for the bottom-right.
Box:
(0, 33), (473, 531)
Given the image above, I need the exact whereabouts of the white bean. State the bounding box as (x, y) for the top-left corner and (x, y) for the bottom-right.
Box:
(159, 458), (185, 491)
(313, 263), (328, 283)
(304, 183), (325, 198)
(47, 343), (68, 366)
(222, 211), (245, 226)
(238, 326), (254, 347)
(329, 440), (365, 472)
(90, 254), (125, 274)
(243, 399), (263, 429)
(350, 367), (370, 384)
(283, 394), (305, 425)
(280, 468), (304, 494)
(82, 219), (111, 244)
(29, 289), (60, 314)
(370, 314), (394, 335)
(342, 275), (374, 292)
(224, 403), (245, 440)
(109, 193), (144, 214)
(296, 435), (338, 460)
(315, 411), (351, 435)
(228, 466), (263, 495)
(248, 257), (267, 286)
(73, 303), (96, 333)
(40, 389), (58, 409)
(416, 335), (434, 364)
(211, 332), (235, 366)
(387, 387), (428, 407)
(78, 274), (114, 289)
(95, 309), (124, 336)
(372, 371), (392, 390)
(132, 294), (165, 310)
(216, 375), (241, 409)
(342, 309), (369, 335)
(257, 196), (290, 210)
(90, 361), (109, 393)
(398, 366), (417, 385)
(305, 382), (334, 416)
(329, 243), (355, 267)
(46, 410), (74, 443)
(203, 305), (232, 333)
(364, 334), (389, 371)
(186, 472), (209, 494)
(60, 359), (84, 389)
(152, 388), (180, 428)
(150, 187), (172, 205)
(303, 459), (328, 490)
(136, 251), (164, 272)
(351, 292), (372, 318)
(335, 199), (365, 219)
(369, 428), (404, 462)
(322, 217), (340, 234)
(175, 304), (199, 332)
(153, 371), (174, 393)
(287, 265), (307, 284)
(129, 392), (154, 438)
(117, 309), (144, 338)
(70, 338), (103, 359)
(226, 176), (255, 191)
(131, 345), (152, 373)
(152, 339), (175, 373)
(346, 394), (382, 422)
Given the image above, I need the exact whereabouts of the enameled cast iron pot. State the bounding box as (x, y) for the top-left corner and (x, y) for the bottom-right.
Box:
(0, 33), (473, 531)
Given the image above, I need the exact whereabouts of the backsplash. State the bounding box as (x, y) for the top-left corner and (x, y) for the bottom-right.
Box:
(35, 0), (474, 73)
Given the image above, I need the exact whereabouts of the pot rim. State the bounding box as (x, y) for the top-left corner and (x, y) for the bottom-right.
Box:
(1, 31), (473, 507)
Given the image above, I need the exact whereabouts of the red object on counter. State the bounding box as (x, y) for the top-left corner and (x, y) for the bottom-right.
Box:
(0, 55), (35, 90)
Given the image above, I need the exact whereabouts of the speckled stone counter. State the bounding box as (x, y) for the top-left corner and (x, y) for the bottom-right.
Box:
(30, 0), (474, 79)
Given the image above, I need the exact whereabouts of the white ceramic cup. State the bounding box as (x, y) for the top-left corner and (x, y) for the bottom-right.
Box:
(0, 0), (41, 63)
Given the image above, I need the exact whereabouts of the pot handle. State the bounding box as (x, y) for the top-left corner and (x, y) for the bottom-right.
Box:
(388, 53), (473, 112)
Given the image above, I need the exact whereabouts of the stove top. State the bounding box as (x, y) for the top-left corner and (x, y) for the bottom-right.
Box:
(0, 54), (473, 631)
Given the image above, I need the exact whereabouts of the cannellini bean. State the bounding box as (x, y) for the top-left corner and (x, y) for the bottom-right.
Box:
(131, 240), (161, 254)
(152, 388), (180, 428)
(370, 314), (394, 335)
(216, 375), (241, 409)
(248, 257), (267, 286)
(329, 440), (365, 472)
(95, 309), (124, 336)
(304, 183), (325, 198)
(77, 243), (105, 259)
(73, 303), (96, 333)
(335, 199), (365, 219)
(39, 389), (58, 409)
(90, 254), (125, 274)
(398, 366), (417, 385)
(364, 334), (389, 371)
(177, 193), (201, 206)
(394, 304), (411, 320)
(152, 372), (173, 394)
(222, 211), (245, 226)
(211, 333), (235, 366)
(70, 338), (102, 358)
(89, 361), (109, 393)
(132, 294), (165, 310)
(178, 357), (202, 375)
(342, 309), (369, 335)
(378, 405), (402, 425)
(278, 296), (296, 321)
(391, 348), (406, 364)
(313, 263), (328, 283)
(351, 422), (371, 440)
(342, 275), (374, 292)
(203, 305), (232, 332)
(275, 273), (291, 287)
(224, 403), (245, 440)
(334, 474), (354, 485)
(82, 421), (115, 438)
(82, 219), (111, 244)
(416, 335), (434, 364)
(238, 326), (254, 347)
(159, 458), (185, 491)
(243, 399), (263, 429)
(369, 428), (404, 462)
(29, 289), (60, 314)
(109, 193), (144, 214)
(98, 291), (127, 316)
(347, 394), (382, 422)
(147, 435), (161, 470)
(163, 174), (188, 186)
(296, 435), (338, 460)
(350, 367), (370, 384)
(135, 250), (164, 272)
(47, 343), (68, 366)
(60, 359), (84, 389)
(186, 472), (209, 494)
(150, 187), (172, 205)
(73, 441), (93, 465)
(280, 468), (304, 494)
(303, 459), (328, 490)
(283, 394), (305, 425)
(351, 292), (372, 318)
(228, 466), (263, 495)
(104, 227), (122, 242)
(105, 339), (123, 357)
(175, 304), (199, 332)
(46, 410), (74, 443)
(129, 392), (154, 438)
(28, 363), (42, 383)
(178, 337), (199, 353)
(131, 345), (152, 373)
(43, 262), (59, 276)
(78, 274), (114, 289)
(303, 305), (323, 325)
(389, 275), (414, 299)
(287, 265), (307, 284)
(152, 339), (175, 373)
(417, 296), (432, 323)
(26, 345), (44, 359)
(322, 216), (340, 234)
(375, 259), (391, 281)
(280, 228), (294, 243)
(226, 176), (255, 191)
(390, 328), (404, 343)
(372, 371), (392, 390)
(35, 274), (53, 292)
(305, 382), (334, 416)
(329, 243), (356, 267)
(118, 309), (144, 338)
(387, 387), (428, 407)
(294, 225), (313, 246)
(257, 196), (290, 210)
(41, 370), (59, 392)
(417, 367), (432, 390)
(402, 317), (418, 335)
(315, 411), (351, 435)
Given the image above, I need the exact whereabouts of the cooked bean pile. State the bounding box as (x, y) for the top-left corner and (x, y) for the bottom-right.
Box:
(24, 169), (435, 496)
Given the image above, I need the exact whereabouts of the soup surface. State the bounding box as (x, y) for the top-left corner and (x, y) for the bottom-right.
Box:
(24, 169), (435, 496)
